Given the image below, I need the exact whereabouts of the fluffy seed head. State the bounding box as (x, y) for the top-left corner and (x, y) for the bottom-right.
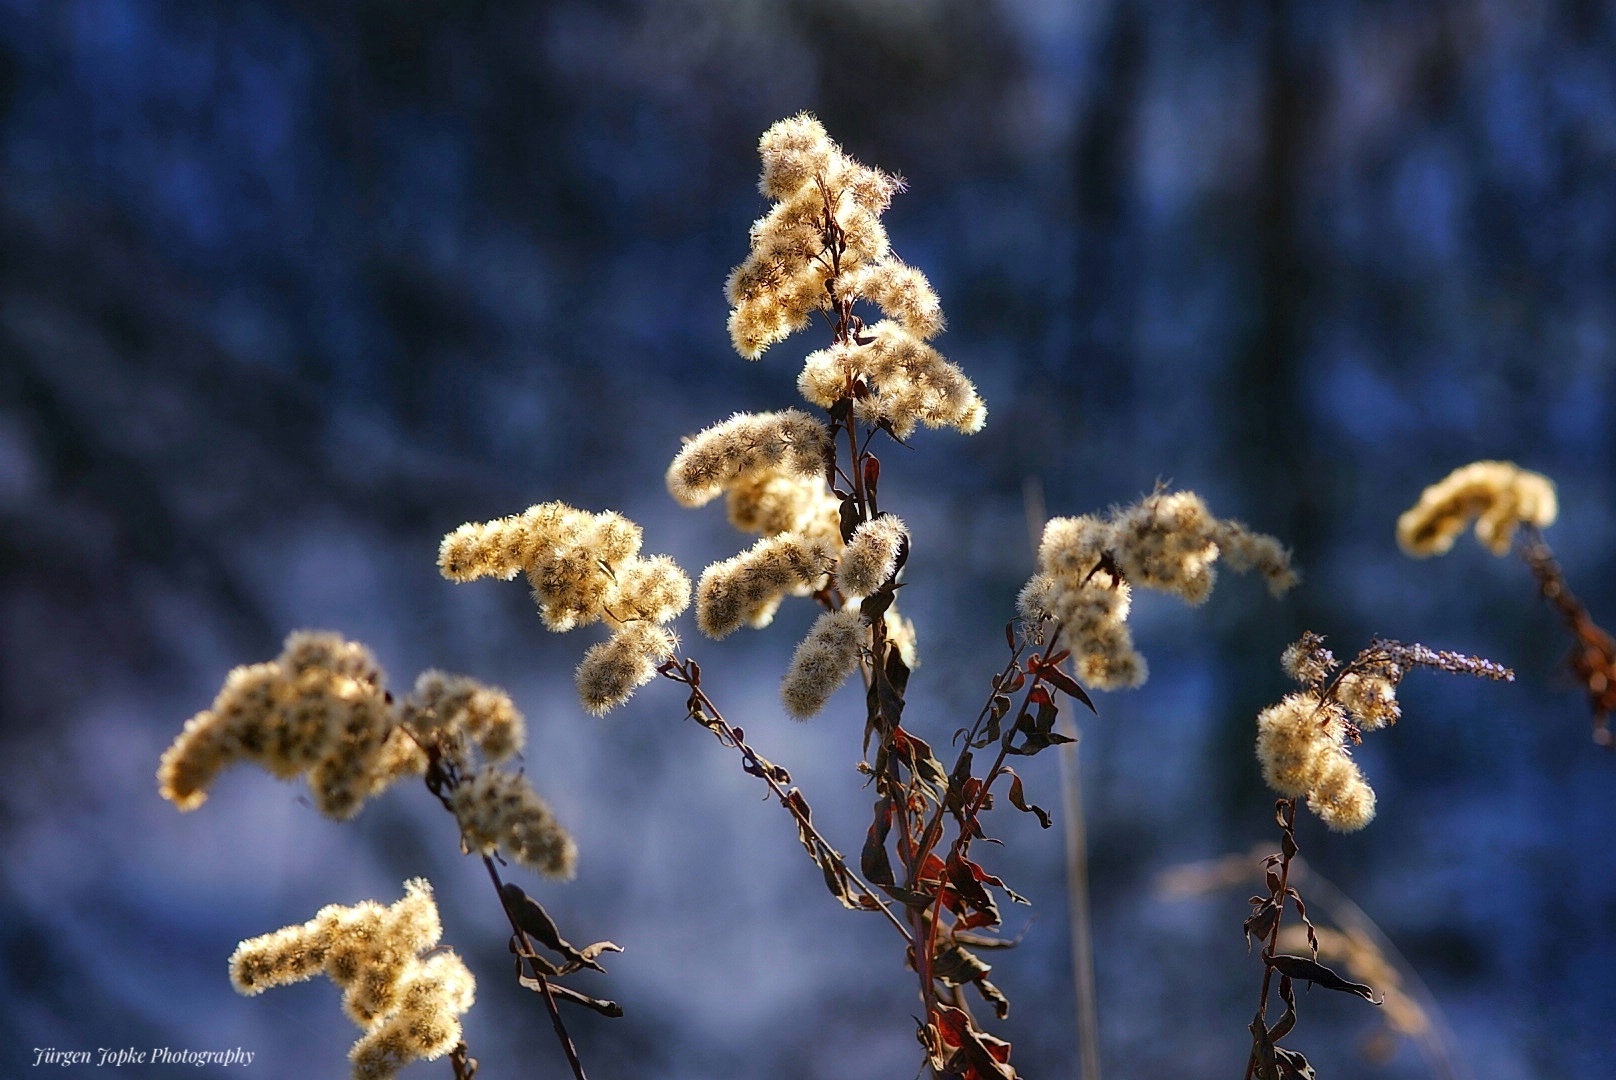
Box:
(666, 410), (830, 508)
(696, 533), (831, 638)
(781, 609), (866, 719)
(837, 515), (907, 597)
(1397, 460), (1558, 557)
(575, 622), (678, 716)
(450, 768), (577, 879)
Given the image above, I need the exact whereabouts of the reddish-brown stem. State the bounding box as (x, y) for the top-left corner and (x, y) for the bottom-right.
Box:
(666, 659), (913, 944)
(1244, 797), (1300, 1080)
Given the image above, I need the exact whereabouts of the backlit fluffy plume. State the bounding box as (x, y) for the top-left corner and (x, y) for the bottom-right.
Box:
(837, 514), (907, 597)
(1020, 491), (1295, 690)
(696, 532), (832, 638)
(666, 410), (829, 508)
(798, 322), (985, 439)
(157, 631), (420, 818)
(1397, 460), (1558, 557)
(1258, 633), (1512, 832)
(229, 880), (474, 1080)
(576, 622), (678, 716)
(438, 503), (689, 713)
(450, 767), (578, 879)
(400, 670), (525, 764)
(726, 114), (987, 438)
(781, 609), (865, 719)
(725, 468), (843, 546)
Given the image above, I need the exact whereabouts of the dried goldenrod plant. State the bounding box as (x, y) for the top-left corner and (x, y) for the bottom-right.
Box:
(1244, 633), (1512, 1079)
(1400, 460), (1616, 746)
(158, 631), (620, 1079)
(168, 118), (1602, 1080)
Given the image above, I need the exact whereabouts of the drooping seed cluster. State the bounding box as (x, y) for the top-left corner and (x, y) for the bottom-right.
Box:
(228, 879), (475, 1080)
(158, 632), (420, 819)
(438, 502), (690, 714)
(158, 632), (534, 820)
(448, 766), (578, 879)
(727, 113), (986, 438)
(399, 670), (525, 764)
(1018, 490), (1296, 690)
(696, 532), (834, 638)
(1258, 636), (1397, 832)
(1256, 633), (1512, 832)
(723, 468), (843, 547)
(838, 514), (907, 598)
(666, 410), (830, 509)
(1396, 460), (1557, 557)
(780, 609), (866, 719)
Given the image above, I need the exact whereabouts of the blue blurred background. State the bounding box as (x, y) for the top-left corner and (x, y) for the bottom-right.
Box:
(2, 1), (1614, 1077)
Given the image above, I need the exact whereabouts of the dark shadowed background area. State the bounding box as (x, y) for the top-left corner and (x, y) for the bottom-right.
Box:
(3, 1), (1614, 1077)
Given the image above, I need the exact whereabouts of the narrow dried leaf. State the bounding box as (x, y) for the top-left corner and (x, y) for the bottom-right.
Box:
(1266, 953), (1378, 1002)
(1004, 768), (1052, 829)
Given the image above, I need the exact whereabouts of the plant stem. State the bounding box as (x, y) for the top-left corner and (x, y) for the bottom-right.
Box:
(483, 857), (589, 1080)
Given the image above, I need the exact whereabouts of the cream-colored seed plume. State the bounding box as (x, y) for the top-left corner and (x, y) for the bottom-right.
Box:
(449, 767), (578, 879)
(401, 671), (525, 763)
(1397, 460), (1558, 557)
(230, 880), (473, 1080)
(1020, 491), (1293, 692)
(1306, 750), (1377, 832)
(157, 632), (410, 819)
(437, 502), (690, 714)
(666, 410), (829, 508)
(721, 114), (988, 437)
(838, 515), (907, 597)
(781, 609), (866, 719)
(725, 469), (843, 545)
(696, 532), (831, 638)
(576, 622), (678, 716)
(1255, 692), (1346, 798)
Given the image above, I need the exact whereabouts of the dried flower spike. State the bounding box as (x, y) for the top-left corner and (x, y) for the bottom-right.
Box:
(229, 880), (474, 1080)
(1021, 490), (1294, 691)
(1257, 635), (1512, 831)
(438, 503), (690, 713)
(1397, 460), (1558, 557)
(157, 631), (417, 819)
(449, 767), (578, 879)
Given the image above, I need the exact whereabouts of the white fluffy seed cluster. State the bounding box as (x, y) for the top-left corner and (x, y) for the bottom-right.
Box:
(666, 409), (830, 508)
(726, 113), (986, 438)
(158, 634), (533, 819)
(696, 532), (834, 639)
(724, 468), (843, 547)
(1256, 637), (1406, 833)
(1018, 491), (1296, 691)
(439, 502), (690, 715)
(837, 514), (907, 598)
(400, 670), (525, 764)
(799, 321), (986, 439)
(448, 767), (579, 879)
(1396, 460), (1558, 558)
(228, 879), (475, 1080)
(1255, 692), (1376, 832)
(157, 632), (421, 819)
(780, 609), (866, 719)
(438, 502), (689, 631)
(728, 113), (901, 359)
